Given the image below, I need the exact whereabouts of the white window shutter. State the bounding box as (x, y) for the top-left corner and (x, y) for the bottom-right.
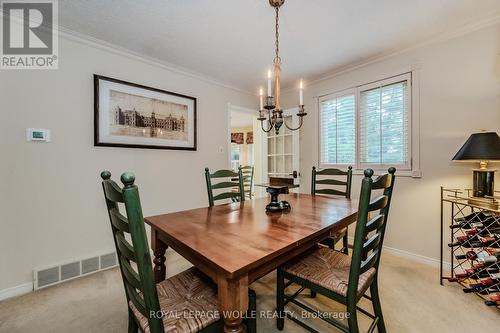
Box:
(359, 77), (410, 168)
(319, 93), (356, 166)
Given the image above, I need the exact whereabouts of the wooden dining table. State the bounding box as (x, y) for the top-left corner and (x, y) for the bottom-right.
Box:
(145, 193), (358, 333)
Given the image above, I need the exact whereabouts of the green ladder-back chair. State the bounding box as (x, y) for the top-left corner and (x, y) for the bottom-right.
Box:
(205, 167), (245, 206)
(277, 168), (396, 333)
(240, 165), (255, 199)
(101, 172), (257, 333)
(311, 166), (353, 254)
(100, 171), (224, 333)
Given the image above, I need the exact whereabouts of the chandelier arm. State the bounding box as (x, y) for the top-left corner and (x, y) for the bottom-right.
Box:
(283, 116), (304, 131)
(260, 119), (274, 133)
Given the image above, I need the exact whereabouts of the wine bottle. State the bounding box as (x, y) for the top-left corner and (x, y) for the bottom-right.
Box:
(454, 266), (499, 279)
(466, 226), (500, 236)
(479, 234), (500, 248)
(471, 277), (496, 287)
(451, 216), (497, 230)
(448, 277), (476, 283)
(477, 254), (500, 265)
(454, 212), (493, 224)
(448, 239), (483, 248)
(485, 294), (500, 306)
(463, 285), (500, 294)
(455, 249), (497, 260)
(488, 294), (500, 302)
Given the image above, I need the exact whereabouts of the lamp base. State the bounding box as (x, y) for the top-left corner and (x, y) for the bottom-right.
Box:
(472, 169), (495, 197)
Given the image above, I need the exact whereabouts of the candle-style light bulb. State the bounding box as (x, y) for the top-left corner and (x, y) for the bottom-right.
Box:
(299, 80), (304, 105)
(259, 88), (263, 110)
(267, 69), (272, 97)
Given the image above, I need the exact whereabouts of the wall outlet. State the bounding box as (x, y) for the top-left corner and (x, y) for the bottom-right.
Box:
(26, 128), (50, 142)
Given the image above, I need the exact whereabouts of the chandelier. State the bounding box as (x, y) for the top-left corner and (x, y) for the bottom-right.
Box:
(258, 0), (306, 135)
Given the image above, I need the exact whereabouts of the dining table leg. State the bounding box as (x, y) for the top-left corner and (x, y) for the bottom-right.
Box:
(151, 228), (168, 283)
(217, 274), (249, 333)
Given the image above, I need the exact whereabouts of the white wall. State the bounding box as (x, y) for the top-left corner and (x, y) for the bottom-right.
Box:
(0, 35), (254, 291)
(282, 23), (500, 262)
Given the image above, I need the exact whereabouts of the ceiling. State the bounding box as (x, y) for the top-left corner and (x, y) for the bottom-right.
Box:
(59, 0), (500, 92)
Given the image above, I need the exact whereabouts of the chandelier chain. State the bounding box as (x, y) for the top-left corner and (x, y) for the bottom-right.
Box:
(274, 6), (281, 63)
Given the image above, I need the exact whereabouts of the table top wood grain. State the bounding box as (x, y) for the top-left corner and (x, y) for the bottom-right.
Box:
(145, 193), (358, 279)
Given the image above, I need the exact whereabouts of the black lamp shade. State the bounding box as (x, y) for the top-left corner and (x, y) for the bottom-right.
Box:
(452, 132), (500, 161)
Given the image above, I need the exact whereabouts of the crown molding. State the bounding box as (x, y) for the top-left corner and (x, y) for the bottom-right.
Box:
(57, 26), (254, 96)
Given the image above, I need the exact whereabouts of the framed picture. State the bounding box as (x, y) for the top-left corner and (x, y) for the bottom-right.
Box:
(94, 75), (197, 150)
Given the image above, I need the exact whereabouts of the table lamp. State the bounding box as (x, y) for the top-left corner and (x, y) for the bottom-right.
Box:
(452, 132), (500, 198)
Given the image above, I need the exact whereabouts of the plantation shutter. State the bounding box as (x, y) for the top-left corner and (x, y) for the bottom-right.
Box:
(359, 76), (410, 167)
(319, 93), (356, 165)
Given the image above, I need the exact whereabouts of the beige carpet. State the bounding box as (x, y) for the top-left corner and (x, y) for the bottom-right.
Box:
(1, 252), (499, 332)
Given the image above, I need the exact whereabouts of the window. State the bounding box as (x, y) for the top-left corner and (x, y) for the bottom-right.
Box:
(319, 73), (416, 174)
(319, 93), (356, 165)
(230, 144), (240, 171)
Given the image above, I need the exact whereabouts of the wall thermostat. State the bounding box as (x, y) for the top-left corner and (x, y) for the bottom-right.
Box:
(26, 128), (50, 142)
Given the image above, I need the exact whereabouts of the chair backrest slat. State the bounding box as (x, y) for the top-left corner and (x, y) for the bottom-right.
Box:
(315, 168), (349, 176)
(116, 233), (137, 262)
(120, 258), (143, 291)
(211, 169), (239, 178)
(205, 167), (245, 206)
(371, 173), (392, 190)
(347, 168), (396, 302)
(109, 208), (130, 233)
(365, 214), (385, 233)
(363, 233), (382, 254)
(103, 181), (125, 203)
(126, 283), (147, 315)
(315, 179), (347, 186)
(311, 166), (353, 199)
(368, 195), (388, 212)
(315, 188), (349, 196)
(211, 181), (240, 190)
(360, 250), (379, 274)
(100, 171), (164, 333)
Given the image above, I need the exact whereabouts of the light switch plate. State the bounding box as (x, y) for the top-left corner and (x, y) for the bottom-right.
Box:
(27, 128), (50, 142)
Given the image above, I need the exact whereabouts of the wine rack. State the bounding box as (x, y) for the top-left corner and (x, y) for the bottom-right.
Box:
(440, 187), (500, 309)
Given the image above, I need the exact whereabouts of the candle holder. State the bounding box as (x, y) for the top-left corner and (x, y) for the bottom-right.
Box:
(297, 104), (307, 117)
(257, 109), (266, 121)
(265, 96), (275, 110)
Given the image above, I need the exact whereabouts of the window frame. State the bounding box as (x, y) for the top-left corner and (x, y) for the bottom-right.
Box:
(318, 71), (421, 177)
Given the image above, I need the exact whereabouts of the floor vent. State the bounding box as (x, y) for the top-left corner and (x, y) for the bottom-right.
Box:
(33, 252), (117, 290)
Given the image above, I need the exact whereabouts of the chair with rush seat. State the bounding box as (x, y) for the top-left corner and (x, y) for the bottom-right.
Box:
(277, 168), (396, 333)
(204, 167), (245, 206)
(311, 166), (353, 254)
(100, 171), (256, 333)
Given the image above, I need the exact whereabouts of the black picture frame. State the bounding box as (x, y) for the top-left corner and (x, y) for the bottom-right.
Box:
(94, 74), (197, 150)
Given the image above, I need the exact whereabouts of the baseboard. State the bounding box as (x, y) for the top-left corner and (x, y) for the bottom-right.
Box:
(0, 282), (33, 301)
(348, 236), (451, 269)
(382, 245), (451, 269)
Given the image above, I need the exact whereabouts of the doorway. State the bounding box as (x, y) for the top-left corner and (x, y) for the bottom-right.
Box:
(228, 104), (264, 198)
